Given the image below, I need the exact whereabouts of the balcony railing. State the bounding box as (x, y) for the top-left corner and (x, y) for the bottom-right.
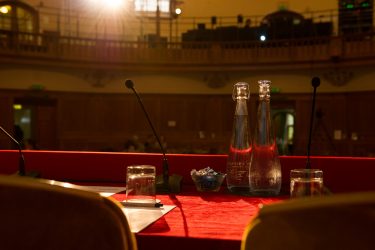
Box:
(1, 29), (375, 70)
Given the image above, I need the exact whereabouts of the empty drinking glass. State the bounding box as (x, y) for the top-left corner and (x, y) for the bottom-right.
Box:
(126, 165), (156, 204)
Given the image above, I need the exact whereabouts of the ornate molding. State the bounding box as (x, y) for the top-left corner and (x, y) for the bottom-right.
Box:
(83, 70), (116, 87)
(323, 68), (353, 87)
(203, 72), (229, 88)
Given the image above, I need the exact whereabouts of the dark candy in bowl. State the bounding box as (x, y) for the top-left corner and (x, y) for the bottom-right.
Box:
(191, 167), (226, 192)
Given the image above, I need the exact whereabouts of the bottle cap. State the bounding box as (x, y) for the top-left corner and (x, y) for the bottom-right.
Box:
(258, 80), (271, 100)
(232, 82), (250, 100)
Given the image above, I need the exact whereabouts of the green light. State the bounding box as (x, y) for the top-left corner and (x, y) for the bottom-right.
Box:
(278, 4), (287, 11)
(361, 3), (370, 8)
(30, 84), (45, 91)
(271, 87), (280, 93)
(346, 4), (354, 9)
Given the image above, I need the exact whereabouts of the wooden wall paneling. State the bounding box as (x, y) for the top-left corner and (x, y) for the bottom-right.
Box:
(185, 96), (209, 132)
(59, 94), (90, 133)
(206, 95), (225, 133)
(121, 95), (137, 132)
(133, 95), (161, 135)
(159, 95), (189, 151)
(293, 94), (347, 156)
(0, 92), (14, 149)
(171, 96), (205, 152)
(160, 95), (188, 132)
(82, 95), (118, 151)
(347, 92), (375, 138)
(346, 92), (375, 156)
(1, 88), (375, 156)
(329, 94), (348, 155)
(87, 95), (104, 132)
(76, 94), (139, 151)
(187, 95), (224, 154)
(218, 95), (235, 155)
(88, 94), (138, 135)
(311, 95), (338, 156)
(35, 103), (57, 150)
(293, 94), (342, 156)
(220, 94), (235, 134)
(88, 95), (116, 133)
(293, 96), (311, 155)
(87, 95), (118, 132)
(58, 93), (92, 150)
(293, 94), (345, 156)
(208, 95), (233, 153)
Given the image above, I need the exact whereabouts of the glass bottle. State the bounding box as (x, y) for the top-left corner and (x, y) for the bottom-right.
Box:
(249, 80), (281, 196)
(226, 82), (252, 194)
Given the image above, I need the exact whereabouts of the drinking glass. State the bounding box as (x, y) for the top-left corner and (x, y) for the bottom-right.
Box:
(290, 169), (323, 198)
(126, 165), (156, 203)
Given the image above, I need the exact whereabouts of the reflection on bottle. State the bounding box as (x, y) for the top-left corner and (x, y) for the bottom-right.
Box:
(227, 82), (252, 195)
(250, 80), (281, 196)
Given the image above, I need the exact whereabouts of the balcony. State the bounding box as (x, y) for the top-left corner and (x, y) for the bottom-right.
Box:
(1, 3), (374, 72)
(1, 30), (375, 72)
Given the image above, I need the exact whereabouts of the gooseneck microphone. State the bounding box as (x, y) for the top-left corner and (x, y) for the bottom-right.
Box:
(124, 79), (182, 193)
(0, 125), (25, 176)
(306, 77), (320, 169)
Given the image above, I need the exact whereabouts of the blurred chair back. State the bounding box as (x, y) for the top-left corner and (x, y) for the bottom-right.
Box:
(0, 175), (137, 250)
(242, 192), (375, 250)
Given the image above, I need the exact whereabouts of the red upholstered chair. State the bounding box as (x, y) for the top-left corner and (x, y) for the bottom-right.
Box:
(241, 192), (375, 250)
(0, 175), (137, 250)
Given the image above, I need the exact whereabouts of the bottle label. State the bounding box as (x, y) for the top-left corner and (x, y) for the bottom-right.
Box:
(227, 160), (250, 185)
(249, 145), (282, 194)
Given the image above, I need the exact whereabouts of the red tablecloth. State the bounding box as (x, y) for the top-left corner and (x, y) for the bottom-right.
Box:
(113, 187), (285, 250)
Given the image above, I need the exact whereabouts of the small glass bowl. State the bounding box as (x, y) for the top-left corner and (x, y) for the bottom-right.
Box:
(191, 171), (226, 192)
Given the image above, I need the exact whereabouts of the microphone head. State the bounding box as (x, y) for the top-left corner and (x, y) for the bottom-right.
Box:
(125, 79), (134, 89)
(311, 77), (320, 88)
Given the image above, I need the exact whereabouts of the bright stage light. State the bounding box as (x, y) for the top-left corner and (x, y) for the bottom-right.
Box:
(0, 5), (10, 14)
(175, 8), (182, 15)
(105, 0), (124, 10)
(87, 0), (125, 11)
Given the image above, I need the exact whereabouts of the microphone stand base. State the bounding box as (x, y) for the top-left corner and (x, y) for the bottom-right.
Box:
(156, 174), (183, 193)
(12, 171), (41, 178)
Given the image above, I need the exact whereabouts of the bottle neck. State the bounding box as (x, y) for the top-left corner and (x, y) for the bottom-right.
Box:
(231, 98), (250, 150)
(255, 99), (274, 145)
(235, 98), (248, 116)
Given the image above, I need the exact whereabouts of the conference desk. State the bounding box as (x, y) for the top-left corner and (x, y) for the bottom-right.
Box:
(1, 150), (374, 250)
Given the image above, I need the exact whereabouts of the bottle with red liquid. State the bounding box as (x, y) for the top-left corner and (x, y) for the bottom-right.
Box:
(226, 82), (252, 195)
(249, 80), (281, 196)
